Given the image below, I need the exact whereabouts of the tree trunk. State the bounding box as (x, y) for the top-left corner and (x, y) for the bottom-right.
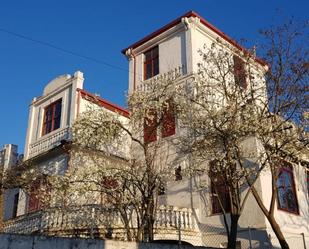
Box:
(142, 212), (155, 242)
(268, 216), (290, 249)
(250, 185), (290, 249)
(120, 210), (133, 241)
(228, 214), (240, 249)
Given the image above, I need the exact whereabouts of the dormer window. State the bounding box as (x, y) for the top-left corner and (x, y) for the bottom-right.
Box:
(144, 46), (159, 80)
(42, 99), (62, 136)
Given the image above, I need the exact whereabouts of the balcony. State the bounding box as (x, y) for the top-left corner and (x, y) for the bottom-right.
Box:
(3, 205), (202, 245)
(28, 127), (70, 159)
(136, 65), (188, 92)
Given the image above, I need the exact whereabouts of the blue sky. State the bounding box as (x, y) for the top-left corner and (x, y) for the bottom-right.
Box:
(0, 0), (308, 153)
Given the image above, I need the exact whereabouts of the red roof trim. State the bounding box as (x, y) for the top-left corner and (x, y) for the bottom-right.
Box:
(77, 89), (130, 118)
(121, 11), (267, 67)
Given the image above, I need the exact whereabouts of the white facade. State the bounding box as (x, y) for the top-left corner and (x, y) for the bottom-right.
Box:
(0, 144), (20, 221)
(15, 70), (130, 218)
(2, 11), (308, 249)
(122, 11), (308, 248)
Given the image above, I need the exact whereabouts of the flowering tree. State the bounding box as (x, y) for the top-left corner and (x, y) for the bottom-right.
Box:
(49, 72), (182, 241)
(174, 20), (308, 249)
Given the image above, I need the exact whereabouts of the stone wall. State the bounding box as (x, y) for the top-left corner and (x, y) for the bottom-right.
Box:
(0, 233), (207, 249)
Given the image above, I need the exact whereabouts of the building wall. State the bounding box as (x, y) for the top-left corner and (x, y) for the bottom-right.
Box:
(24, 71), (84, 160)
(16, 153), (69, 216)
(0, 233), (209, 249)
(127, 23), (186, 93)
(0, 144), (20, 221)
(259, 162), (309, 248)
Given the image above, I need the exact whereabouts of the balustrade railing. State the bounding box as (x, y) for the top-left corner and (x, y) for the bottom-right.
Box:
(136, 65), (186, 92)
(28, 127), (70, 158)
(155, 205), (195, 230)
(3, 211), (43, 234)
(3, 205), (198, 236)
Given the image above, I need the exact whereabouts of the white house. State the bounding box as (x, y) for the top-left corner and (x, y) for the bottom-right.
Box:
(121, 10), (309, 249)
(2, 11), (308, 249)
(0, 144), (20, 221)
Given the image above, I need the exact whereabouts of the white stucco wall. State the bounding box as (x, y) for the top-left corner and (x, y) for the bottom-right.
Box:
(127, 23), (187, 93)
(0, 234), (208, 249)
(24, 71), (84, 160)
(259, 163), (309, 248)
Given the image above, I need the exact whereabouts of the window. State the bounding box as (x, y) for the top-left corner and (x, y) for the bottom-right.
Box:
(143, 100), (176, 143)
(276, 163), (299, 214)
(144, 110), (157, 143)
(12, 192), (19, 218)
(42, 99), (62, 136)
(102, 176), (118, 190)
(144, 46), (159, 80)
(175, 166), (182, 181)
(28, 181), (41, 213)
(161, 100), (176, 138)
(158, 183), (165, 195)
(233, 55), (247, 89)
(210, 166), (231, 214)
(27, 179), (50, 213)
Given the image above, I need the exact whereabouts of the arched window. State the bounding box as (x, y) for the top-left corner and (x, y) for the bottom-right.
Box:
(276, 163), (299, 214)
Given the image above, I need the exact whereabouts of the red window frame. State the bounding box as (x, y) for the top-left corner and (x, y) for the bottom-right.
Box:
(27, 179), (50, 213)
(233, 55), (247, 89)
(210, 167), (231, 214)
(28, 181), (41, 213)
(102, 176), (119, 190)
(144, 46), (159, 80)
(144, 109), (157, 143)
(276, 163), (299, 214)
(42, 99), (62, 136)
(161, 100), (176, 138)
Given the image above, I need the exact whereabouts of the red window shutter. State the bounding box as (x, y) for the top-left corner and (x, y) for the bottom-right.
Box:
(102, 177), (118, 189)
(144, 110), (157, 143)
(27, 179), (50, 213)
(28, 182), (41, 213)
(209, 163), (231, 214)
(162, 100), (176, 138)
(233, 55), (247, 89)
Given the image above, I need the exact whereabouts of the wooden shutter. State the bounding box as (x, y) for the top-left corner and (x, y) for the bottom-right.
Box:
(162, 100), (176, 138)
(144, 110), (157, 143)
(233, 55), (247, 89)
(209, 163), (231, 214)
(28, 179), (50, 213)
(28, 181), (41, 213)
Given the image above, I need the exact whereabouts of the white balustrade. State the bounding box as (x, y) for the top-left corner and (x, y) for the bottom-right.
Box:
(3, 205), (198, 236)
(136, 65), (186, 92)
(155, 205), (196, 231)
(28, 127), (70, 158)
